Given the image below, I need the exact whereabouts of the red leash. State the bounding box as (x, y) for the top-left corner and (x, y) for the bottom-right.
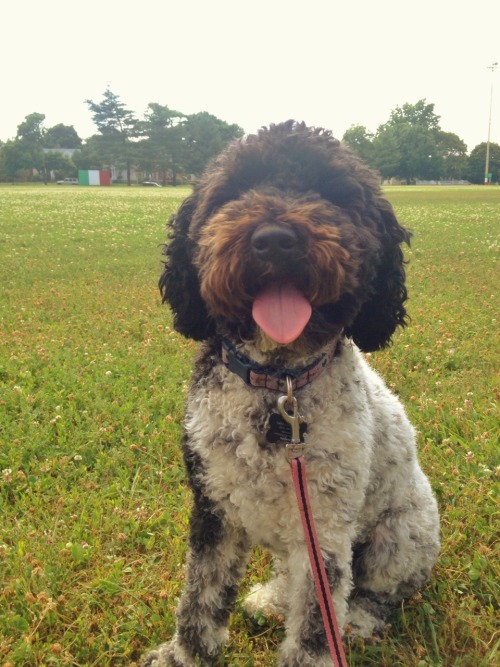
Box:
(290, 456), (348, 667)
(278, 380), (348, 667)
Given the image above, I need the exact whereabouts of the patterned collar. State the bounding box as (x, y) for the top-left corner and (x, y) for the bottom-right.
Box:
(220, 338), (341, 392)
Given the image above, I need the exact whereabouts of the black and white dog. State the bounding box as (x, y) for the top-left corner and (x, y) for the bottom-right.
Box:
(140, 121), (440, 667)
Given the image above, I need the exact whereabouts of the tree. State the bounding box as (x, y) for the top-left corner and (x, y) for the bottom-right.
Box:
(16, 112), (46, 145)
(85, 88), (138, 185)
(138, 106), (243, 183)
(0, 112), (59, 182)
(467, 142), (500, 184)
(375, 100), (442, 183)
(436, 132), (468, 180)
(72, 135), (108, 171)
(342, 125), (374, 165)
(14, 112), (47, 179)
(44, 151), (77, 179)
(44, 124), (82, 149)
(371, 127), (401, 179)
(397, 124), (441, 182)
(138, 103), (186, 185)
(181, 112), (243, 175)
(1, 139), (34, 181)
(384, 99), (441, 132)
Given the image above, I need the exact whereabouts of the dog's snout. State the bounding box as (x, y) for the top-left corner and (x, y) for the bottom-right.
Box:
(250, 225), (298, 261)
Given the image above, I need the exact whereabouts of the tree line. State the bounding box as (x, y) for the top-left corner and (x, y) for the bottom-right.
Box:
(342, 99), (499, 184)
(0, 88), (244, 185)
(0, 92), (498, 184)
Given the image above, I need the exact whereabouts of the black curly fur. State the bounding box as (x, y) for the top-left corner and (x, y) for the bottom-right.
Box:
(159, 196), (216, 340)
(159, 120), (411, 352)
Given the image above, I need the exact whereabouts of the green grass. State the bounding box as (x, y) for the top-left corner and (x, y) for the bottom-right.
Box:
(0, 184), (498, 666)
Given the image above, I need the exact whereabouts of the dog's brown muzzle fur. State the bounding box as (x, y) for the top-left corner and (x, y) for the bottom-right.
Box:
(193, 188), (373, 325)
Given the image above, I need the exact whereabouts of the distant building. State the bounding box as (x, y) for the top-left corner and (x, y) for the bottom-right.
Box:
(43, 147), (78, 159)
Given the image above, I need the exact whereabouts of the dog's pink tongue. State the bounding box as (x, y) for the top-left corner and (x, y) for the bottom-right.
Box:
(252, 284), (312, 344)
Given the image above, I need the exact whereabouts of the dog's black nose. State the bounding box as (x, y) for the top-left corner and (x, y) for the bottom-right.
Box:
(250, 225), (298, 261)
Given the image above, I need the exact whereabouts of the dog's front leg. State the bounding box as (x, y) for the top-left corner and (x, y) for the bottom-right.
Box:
(278, 548), (350, 667)
(141, 500), (250, 667)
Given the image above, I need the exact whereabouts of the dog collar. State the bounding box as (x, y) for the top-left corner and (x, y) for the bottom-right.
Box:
(221, 338), (340, 392)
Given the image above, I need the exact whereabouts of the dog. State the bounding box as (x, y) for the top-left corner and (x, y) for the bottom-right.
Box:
(140, 121), (440, 667)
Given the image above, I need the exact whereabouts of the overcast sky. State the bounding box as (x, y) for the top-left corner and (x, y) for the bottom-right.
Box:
(2, 0), (499, 152)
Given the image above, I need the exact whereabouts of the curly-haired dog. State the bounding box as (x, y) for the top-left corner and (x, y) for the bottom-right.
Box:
(141, 121), (440, 667)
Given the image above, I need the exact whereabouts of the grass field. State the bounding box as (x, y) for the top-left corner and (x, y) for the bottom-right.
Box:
(0, 184), (498, 667)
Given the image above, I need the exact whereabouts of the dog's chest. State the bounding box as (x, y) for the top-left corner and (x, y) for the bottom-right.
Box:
(187, 375), (298, 500)
(185, 361), (374, 545)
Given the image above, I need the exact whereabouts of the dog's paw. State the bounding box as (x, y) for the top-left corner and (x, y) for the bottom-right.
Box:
(278, 646), (333, 667)
(140, 640), (196, 667)
(345, 599), (389, 640)
(243, 578), (289, 619)
(139, 643), (174, 667)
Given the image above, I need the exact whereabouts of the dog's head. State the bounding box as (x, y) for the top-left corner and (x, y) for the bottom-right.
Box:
(160, 121), (410, 354)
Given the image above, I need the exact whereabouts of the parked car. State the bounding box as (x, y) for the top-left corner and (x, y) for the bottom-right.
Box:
(141, 181), (162, 187)
(57, 178), (79, 185)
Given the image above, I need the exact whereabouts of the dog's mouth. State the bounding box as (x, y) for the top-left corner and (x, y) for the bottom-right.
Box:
(252, 282), (312, 344)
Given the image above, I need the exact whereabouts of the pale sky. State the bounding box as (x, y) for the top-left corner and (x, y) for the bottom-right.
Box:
(2, 0), (499, 152)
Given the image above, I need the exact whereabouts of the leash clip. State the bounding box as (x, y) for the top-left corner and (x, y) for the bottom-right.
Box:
(277, 377), (307, 462)
(284, 442), (308, 462)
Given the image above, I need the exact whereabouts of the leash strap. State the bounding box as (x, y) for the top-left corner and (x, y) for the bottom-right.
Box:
(290, 456), (348, 667)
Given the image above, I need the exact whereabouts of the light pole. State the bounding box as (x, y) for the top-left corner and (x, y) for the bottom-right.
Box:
(484, 62), (498, 184)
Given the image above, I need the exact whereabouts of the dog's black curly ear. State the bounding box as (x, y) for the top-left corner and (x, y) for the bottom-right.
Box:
(159, 195), (215, 340)
(346, 199), (411, 352)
